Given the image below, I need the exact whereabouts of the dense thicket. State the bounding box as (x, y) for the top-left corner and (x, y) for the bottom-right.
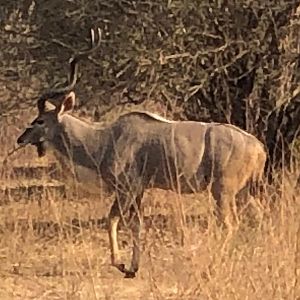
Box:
(1, 0), (300, 179)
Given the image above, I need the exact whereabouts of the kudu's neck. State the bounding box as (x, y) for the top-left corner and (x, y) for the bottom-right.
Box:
(51, 114), (108, 170)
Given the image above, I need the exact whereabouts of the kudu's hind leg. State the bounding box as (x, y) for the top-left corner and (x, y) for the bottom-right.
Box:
(211, 182), (238, 230)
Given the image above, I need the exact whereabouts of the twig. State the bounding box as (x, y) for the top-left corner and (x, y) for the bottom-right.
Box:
(51, 38), (74, 51)
(2, 145), (25, 166)
(1, 145), (26, 179)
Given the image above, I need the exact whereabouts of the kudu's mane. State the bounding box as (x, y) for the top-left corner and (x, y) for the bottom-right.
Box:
(124, 111), (176, 123)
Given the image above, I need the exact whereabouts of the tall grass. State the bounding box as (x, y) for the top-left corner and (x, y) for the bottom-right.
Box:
(0, 159), (299, 299)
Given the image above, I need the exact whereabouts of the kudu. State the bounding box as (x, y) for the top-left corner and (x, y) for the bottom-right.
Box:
(17, 28), (267, 278)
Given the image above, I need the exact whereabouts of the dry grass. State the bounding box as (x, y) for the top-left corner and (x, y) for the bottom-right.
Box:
(0, 163), (299, 299)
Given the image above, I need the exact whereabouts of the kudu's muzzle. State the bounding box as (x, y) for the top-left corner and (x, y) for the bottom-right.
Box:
(17, 127), (47, 157)
(17, 132), (29, 146)
(17, 126), (37, 146)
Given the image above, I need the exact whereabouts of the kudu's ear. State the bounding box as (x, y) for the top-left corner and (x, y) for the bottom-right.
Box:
(58, 91), (75, 117)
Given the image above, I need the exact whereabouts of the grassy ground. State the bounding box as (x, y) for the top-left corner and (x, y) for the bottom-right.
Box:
(0, 172), (299, 299)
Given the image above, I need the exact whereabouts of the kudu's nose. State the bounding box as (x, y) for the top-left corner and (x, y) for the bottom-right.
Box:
(17, 133), (27, 145)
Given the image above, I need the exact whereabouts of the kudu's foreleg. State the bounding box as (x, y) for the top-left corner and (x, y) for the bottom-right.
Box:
(108, 200), (122, 271)
(125, 192), (143, 278)
(108, 189), (143, 278)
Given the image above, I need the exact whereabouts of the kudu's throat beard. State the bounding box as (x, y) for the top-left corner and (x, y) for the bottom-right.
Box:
(34, 141), (47, 157)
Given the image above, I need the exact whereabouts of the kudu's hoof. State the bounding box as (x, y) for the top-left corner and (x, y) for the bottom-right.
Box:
(124, 270), (136, 279)
(114, 264), (137, 278)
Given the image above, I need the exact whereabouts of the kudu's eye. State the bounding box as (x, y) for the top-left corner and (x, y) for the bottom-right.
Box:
(36, 119), (44, 125)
